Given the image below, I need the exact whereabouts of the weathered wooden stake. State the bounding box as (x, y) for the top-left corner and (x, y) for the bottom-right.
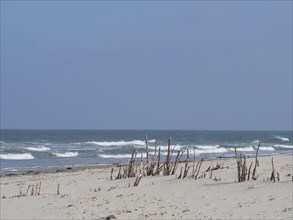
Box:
(195, 159), (203, 179)
(156, 147), (161, 175)
(178, 167), (183, 179)
(270, 157), (276, 182)
(247, 162), (253, 181)
(133, 174), (143, 187)
(57, 183), (60, 195)
(110, 167), (114, 180)
(252, 141), (260, 180)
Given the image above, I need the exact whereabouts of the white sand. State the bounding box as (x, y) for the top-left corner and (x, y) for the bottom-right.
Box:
(1, 155), (292, 219)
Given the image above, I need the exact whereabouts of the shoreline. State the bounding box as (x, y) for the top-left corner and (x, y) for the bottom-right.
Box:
(1, 154), (292, 219)
(1, 153), (291, 177)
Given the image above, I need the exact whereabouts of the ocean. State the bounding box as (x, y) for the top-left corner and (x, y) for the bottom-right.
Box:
(0, 130), (292, 174)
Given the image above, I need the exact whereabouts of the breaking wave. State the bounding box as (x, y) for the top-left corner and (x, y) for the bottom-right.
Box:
(194, 147), (228, 155)
(273, 144), (293, 149)
(83, 140), (145, 146)
(260, 147), (275, 151)
(25, 146), (51, 152)
(77, 139), (156, 147)
(228, 147), (255, 152)
(149, 145), (183, 151)
(98, 154), (133, 159)
(275, 136), (289, 142)
(52, 152), (79, 157)
(0, 153), (34, 160)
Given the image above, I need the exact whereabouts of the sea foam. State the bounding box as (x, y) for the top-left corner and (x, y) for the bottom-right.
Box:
(228, 146), (255, 152)
(99, 154), (133, 159)
(194, 147), (228, 155)
(52, 152), (79, 157)
(0, 153), (34, 160)
(260, 147), (275, 151)
(275, 136), (289, 142)
(273, 144), (293, 149)
(85, 140), (145, 146)
(25, 146), (51, 152)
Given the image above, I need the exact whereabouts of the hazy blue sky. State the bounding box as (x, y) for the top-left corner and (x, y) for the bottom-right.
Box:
(1, 1), (292, 130)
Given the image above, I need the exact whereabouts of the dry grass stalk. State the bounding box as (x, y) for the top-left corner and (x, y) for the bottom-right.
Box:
(128, 150), (137, 178)
(164, 138), (172, 176)
(171, 150), (181, 175)
(194, 159), (203, 179)
(183, 160), (189, 179)
(133, 174), (143, 187)
(178, 167), (183, 179)
(247, 162), (253, 181)
(57, 183), (60, 195)
(25, 185), (31, 196)
(270, 157), (276, 182)
(116, 163), (122, 180)
(240, 155), (247, 182)
(252, 141), (260, 180)
(156, 147), (161, 175)
(145, 133), (149, 174)
(110, 167), (114, 180)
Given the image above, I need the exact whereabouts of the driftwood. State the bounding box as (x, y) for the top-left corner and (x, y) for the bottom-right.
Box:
(183, 160), (189, 179)
(270, 157), (276, 182)
(116, 164), (122, 179)
(240, 154), (247, 182)
(57, 183), (60, 195)
(156, 147), (161, 175)
(277, 172), (280, 182)
(247, 162), (253, 181)
(128, 150), (137, 178)
(164, 138), (172, 176)
(194, 159), (203, 179)
(110, 167), (114, 180)
(178, 167), (183, 179)
(235, 148), (241, 182)
(133, 174), (143, 187)
(171, 150), (184, 175)
(145, 134), (149, 174)
(252, 141), (260, 180)
(235, 149), (249, 182)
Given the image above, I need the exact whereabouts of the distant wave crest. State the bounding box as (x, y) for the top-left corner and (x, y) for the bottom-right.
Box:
(194, 147), (227, 155)
(0, 153), (34, 160)
(99, 154), (133, 159)
(52, 152), (79, 157)
(25, 146), (51, 152)
(275, 136), (289, 142)
(84, 140), (145, 146)
(273, 144), (293, 149)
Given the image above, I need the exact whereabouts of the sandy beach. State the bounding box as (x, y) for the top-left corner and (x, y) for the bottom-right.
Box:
(0, 154), (292, 219)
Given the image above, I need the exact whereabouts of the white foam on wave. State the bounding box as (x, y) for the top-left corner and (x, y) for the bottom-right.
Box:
(275, 136), (289, 142)
(260, 147), (275, 151)
(99, 154), (133, 159)
(194, 145), (221, 150)
(0, 141), (7, 145)
(194, 148), (227, 155)
(228, 147), (255, 152)
(52, 152), (79, 157)
(273, 144), (293, 149)
(0, 153), (34, 160)
(84, 140), (146, 146)
(149, 145), (183, 151)
(25, 146), (51, 152)
(148, 139), (156, 143)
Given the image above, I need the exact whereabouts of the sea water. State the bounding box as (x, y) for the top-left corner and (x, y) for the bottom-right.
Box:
(0, 130), (292, 174)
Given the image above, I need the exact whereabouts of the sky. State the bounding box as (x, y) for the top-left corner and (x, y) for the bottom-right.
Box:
(0, 1), (292, 130)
